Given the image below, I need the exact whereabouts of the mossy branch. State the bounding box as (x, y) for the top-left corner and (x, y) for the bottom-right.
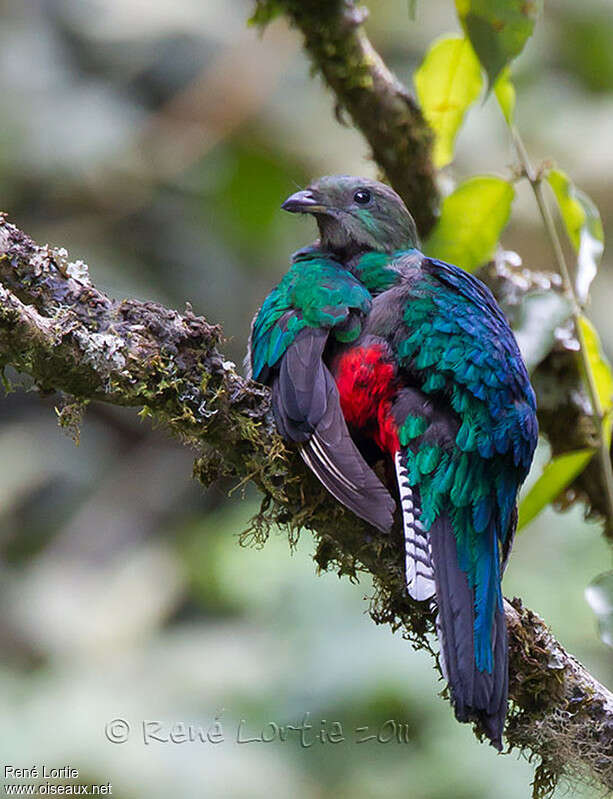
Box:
(255, 0), (439, 237)
(0, 216), (611, 795)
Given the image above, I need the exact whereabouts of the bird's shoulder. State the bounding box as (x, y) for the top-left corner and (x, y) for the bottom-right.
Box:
(389, 254), (532, 392)
(249, 253), (371, 380)
(375, 253), (538, 473)
(257, 252), (370, 324)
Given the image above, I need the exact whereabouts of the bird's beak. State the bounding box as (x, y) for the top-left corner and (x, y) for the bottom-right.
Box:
(281, 189), (327, 214)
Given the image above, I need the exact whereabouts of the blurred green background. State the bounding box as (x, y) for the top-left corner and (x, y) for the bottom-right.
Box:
(0, 1), (611, 797)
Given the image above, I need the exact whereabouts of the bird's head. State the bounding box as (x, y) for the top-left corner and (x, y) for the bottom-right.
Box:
(282, 175), (419, 258)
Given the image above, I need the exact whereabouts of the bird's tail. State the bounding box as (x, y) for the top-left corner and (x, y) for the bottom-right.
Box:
(428, 513), (508, 750)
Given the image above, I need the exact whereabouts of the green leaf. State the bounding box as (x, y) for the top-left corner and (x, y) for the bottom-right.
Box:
(455, 0), (541, 90)
(578, 316), (613, 443)
(585, 571), (613, 649)
(518, 449), (595, 531)
(248, 1), (281, 27)
(548, 169), (604, 304)
(494, 67), (515, 124)
(512, 291), (572, 373)
(425, 176), (514, 272)
(414, 35), (483, 168)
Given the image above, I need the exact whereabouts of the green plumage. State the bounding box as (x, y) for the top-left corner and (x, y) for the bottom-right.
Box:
(383, 257), (536, 672)
(250, 252), (371, 381)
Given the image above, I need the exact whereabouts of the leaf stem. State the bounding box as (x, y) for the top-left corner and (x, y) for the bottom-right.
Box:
(511, 126), (613, 529)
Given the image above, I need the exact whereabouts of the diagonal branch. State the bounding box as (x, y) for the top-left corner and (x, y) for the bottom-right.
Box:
(0, 216), (611, 794)
(258, 0), (439, 236)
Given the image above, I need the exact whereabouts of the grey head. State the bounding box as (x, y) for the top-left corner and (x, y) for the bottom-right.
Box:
(281, 175), (419, 259)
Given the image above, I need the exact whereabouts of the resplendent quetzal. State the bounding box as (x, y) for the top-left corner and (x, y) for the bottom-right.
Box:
(247, 175), (538, 749)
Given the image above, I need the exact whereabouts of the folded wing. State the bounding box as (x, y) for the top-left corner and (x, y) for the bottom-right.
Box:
(249, 255), (396, 533)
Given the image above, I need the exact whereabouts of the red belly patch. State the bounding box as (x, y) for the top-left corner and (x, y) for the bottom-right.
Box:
(333, 345), (399, 455)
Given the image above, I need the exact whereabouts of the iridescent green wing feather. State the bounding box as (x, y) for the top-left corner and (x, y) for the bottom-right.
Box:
(249, 252), (395, 533)
(392, 255), (537, 672)
(250, 252), (372, 382)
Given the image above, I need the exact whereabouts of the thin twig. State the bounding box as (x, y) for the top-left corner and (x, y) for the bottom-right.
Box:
(511, 127), (613, 529)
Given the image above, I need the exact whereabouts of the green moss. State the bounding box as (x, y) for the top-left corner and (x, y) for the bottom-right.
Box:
(248, 1), (282, 27)
(55, 397), (89, 445)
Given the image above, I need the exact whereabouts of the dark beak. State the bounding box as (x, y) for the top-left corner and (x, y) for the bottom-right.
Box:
(281, 189), (327, 214)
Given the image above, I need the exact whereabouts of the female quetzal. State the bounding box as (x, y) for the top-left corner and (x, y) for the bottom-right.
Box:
(247, 175), (538, 749)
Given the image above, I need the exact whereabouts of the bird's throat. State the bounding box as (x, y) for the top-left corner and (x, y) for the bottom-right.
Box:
(316, 215), (376, 262)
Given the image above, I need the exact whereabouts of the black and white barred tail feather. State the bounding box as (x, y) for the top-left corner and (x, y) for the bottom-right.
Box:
(394, 451), (435, 602)
(394, 449), (507, 749)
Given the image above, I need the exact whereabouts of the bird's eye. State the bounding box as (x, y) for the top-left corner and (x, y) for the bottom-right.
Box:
(353, 189), (372, 205)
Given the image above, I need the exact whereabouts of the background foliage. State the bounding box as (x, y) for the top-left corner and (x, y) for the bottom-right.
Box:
(0, 0), (612, 796)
